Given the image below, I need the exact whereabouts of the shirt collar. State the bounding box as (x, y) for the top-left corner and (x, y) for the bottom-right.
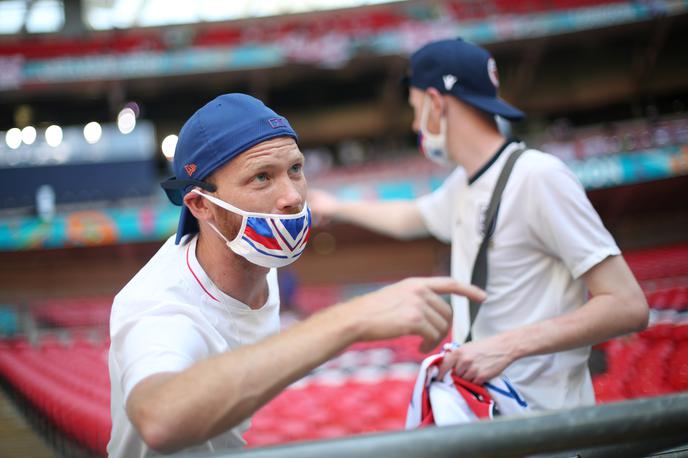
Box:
(468, 138), (520, 186)
(186, 235), (277, 312)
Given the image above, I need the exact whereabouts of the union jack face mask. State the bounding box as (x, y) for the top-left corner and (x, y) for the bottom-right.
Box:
(191, 189), (311, 269)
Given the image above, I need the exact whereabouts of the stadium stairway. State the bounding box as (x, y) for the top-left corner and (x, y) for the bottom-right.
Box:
(0, 384), (57, 458)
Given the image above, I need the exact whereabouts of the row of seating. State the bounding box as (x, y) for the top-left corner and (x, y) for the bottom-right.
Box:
(0, 323), (686, 452)
(244, 378), (413, 446)
(593, 329), (688, 402)
(646, 286), (688, 311)
(0, 243), (685, 453)
(293, 275), (688, 319)
(21, 245), (688, 330)
(0, 0), (624, 60)
(31, 297), (112, 328)
(625, 244), (688, 283)
(0, 339), (110, 455)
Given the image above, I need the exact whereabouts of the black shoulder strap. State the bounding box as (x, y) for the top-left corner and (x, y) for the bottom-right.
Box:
(465, 146), (526, 343)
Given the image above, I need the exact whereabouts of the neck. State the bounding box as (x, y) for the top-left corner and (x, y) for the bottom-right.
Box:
(445, 102), (507, 177)
(195, 230), (269, 309)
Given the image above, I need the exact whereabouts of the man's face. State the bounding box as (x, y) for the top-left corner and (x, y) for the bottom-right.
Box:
(408, 87), (442, 135)
(206, 136), (307, 239)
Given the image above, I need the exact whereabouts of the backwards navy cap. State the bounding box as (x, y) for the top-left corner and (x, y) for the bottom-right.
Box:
(406, 38), (524, 121)
(161, 93), (298, 244)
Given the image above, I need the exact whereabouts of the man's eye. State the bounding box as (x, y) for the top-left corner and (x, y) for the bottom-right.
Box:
(255, 173), (269, 182)
(290, 164), (303, 173)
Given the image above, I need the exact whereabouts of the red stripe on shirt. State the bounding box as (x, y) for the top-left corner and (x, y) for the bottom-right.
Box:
(186, 242), (219, 302)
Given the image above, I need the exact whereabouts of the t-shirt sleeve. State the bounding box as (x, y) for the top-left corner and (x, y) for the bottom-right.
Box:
(112, 313), (211, 401)
(527, 157), (620, 279)
(416, 168), (465, 243)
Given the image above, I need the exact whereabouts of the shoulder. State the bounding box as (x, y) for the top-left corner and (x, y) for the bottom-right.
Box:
(516, 148), (569, 176)
(429, 165), (467, 195)
(512, 148), (578, 190)
(446, 165), (467, 185)
(112, 236), (188, 320)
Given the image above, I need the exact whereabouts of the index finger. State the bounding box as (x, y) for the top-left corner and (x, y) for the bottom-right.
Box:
(421, 277), (487, 302)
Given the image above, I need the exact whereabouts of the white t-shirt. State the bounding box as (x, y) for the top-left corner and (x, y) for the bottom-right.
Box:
(417, 141), (620, 412)
(108, 235), (280, 458)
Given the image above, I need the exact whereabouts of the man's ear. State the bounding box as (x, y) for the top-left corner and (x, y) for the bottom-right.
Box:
(183, 190), (213, 222)
(426, 87), (446, 116)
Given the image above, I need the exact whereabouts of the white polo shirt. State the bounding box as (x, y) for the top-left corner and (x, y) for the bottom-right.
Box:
(417, 141), (620, 412)
(108, 235), (280, 458)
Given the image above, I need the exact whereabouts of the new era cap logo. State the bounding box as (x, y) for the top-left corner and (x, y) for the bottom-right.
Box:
(184, 163), (197, 176)
(443, 74), (458, 91)
(487, 58), (500, 88)
(269, 117), (287, 129)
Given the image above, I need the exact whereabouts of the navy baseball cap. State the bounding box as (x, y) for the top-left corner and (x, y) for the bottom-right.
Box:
(406, 38), (524, 120)
(161, 93), (298, 244)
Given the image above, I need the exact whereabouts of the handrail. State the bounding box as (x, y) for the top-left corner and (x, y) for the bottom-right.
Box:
(185, 393), (688, 458)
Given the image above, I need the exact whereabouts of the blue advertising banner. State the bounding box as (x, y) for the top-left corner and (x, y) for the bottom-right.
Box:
(0, 145), (686, 251)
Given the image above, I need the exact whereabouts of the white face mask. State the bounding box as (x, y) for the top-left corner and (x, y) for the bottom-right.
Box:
(418, 95), (453, 167)
(191, 189), (311, 269)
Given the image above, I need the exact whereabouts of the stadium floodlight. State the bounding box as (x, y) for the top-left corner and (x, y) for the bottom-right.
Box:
(161, 134), (178, 159)
(117, 107), (137, 134)
(45, 125), (63, 147)
(21, 126), (37, 145)
(84, 121), (103, 144)
(5, 127), (22, 149)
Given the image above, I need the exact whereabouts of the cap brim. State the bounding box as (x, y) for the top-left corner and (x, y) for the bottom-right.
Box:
(175, 206), (199, 244)
(456, 92), (525, 121)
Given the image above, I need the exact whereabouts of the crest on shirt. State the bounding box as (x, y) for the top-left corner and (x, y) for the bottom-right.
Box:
(477, 204), (489, 236)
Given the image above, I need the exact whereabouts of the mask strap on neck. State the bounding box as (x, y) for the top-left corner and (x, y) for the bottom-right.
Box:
(206, 221), (232, 245)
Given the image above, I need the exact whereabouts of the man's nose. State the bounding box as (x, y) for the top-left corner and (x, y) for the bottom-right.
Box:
(275, 177), (304, 213)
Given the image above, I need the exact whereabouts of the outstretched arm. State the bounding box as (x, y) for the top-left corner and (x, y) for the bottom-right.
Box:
(439, 255), (648, 383)
(126, 277), (485, 453)
(308, 189), (428, 240)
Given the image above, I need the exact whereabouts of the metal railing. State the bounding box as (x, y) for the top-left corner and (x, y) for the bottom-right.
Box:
(186, 393), (688, 458)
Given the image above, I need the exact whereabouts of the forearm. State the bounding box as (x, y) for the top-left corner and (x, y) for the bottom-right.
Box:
(441, 257), (648, 384)
(333, 200), (428, 240)
(503, 291), (648, 362)
(128, 276), (477, 452)
(128, 302), (361, 452)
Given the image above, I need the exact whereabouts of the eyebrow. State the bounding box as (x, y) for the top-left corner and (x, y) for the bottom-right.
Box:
(242, 150), (304, 173)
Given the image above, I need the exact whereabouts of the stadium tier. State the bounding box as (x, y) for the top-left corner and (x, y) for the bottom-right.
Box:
(31, 297), (112, 328)
(0, 0), (632, 60)
(1, 0), (683, 89)
(1, 115), (686, 251)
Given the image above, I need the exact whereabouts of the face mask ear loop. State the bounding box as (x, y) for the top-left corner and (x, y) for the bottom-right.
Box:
(420, 94), (432, 136)
(192, 189), (248, 245)
(420, 94), (445, 142)
(439, 113), (447, 139)
(192, 188), (308, 221)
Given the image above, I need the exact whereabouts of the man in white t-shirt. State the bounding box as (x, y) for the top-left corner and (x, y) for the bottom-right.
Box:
(108, 93), (485, 457)
(310, 38), (648, 412)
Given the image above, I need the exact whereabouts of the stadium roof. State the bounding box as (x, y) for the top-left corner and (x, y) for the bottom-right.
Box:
(0, 0), (403, 34)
